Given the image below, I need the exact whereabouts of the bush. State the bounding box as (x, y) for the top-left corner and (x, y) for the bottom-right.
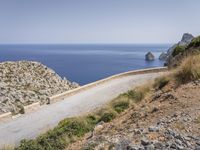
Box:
(172, 45), (186, 57)
(16, 117), (94, 150)
(188, 36), (200, 48)
(58, 117), (94, 138)
(98, 108), (117, 122)
(112, 99), (130, 113)
(154, 76), (170, 89)
(175, 54), (200, 84)
(124, 86), (150, 102)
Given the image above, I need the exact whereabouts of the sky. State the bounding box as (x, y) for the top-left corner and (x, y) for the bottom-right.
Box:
(0, 0), (199, 44)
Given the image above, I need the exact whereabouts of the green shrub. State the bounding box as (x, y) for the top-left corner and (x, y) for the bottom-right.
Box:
(154, 76), (170, 89)
(124, 86), (149, 102)
(16, 117), (94, 150)
(175, 54), (200, 84)
(16, 139), (43, 150)
(98, 109), (117, 122)
(188, 36), (200, 48)
(85, 115), (99, 125)
(172, 45), (186, 57)
(58, 118), (93, 138)
(112, 100), (130, 113)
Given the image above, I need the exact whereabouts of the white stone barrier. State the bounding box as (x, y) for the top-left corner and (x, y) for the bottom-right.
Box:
(23, 102), (41, 114)
(0, 112), (12, 122)
(49, 67), (168, 104)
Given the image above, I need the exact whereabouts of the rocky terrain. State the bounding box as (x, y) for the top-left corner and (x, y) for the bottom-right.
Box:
(158, 33), (194, 62)
(0, 61), (79, 114)
(68, 80), (200, 150)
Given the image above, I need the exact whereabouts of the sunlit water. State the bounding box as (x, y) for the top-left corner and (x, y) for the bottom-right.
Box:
(0, 44), (170, 85)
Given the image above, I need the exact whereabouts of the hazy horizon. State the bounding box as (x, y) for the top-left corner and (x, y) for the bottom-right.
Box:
(0, 0), (199, 44)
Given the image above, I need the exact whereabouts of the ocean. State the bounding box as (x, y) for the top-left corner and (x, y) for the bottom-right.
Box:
(0, 44), (170, 85)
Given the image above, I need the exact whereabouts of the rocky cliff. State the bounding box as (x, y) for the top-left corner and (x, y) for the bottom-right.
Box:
(159, 33), (194, 65)
(166, 35), (200, 67)
(0, 61), (79, 114)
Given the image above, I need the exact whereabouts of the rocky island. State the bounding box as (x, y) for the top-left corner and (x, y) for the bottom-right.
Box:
(145, 52), (155, 61)
(0, 61), (79, 114)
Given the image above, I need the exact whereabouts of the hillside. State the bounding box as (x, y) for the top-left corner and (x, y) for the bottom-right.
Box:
(0, 61), (79, 114)
(12, 36), (200, 150)
(69, 78), (200, 150)
(66, 37), (200, 150)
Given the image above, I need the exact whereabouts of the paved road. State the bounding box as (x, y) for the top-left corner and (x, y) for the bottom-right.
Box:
(0, 71), (164, 147)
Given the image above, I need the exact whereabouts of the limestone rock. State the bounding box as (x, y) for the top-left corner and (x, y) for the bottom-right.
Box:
(145, 52), (155, 61)
(167, 33), (194, 56)
(159, 52), (168, 60)
(0, 61), (79, 114)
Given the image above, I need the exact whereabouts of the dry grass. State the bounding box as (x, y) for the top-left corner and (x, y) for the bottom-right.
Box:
(194, 115), (200, 124)
(154, 76), (170, 90)
(175, 54), (200, 84)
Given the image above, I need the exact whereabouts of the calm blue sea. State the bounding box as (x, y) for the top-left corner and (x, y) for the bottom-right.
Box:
(0, 44), (170, 85)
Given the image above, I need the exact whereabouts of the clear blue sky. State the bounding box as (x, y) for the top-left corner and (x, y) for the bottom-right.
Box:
(0, 0), (199, 44)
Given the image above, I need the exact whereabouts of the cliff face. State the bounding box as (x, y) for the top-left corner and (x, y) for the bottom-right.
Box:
(158, 33), (194, 63)
(166, 34), (200, 68)
(0, 61), (79, 114)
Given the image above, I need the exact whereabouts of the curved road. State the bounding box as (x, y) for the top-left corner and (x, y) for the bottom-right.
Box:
(0, 71), (165, 147)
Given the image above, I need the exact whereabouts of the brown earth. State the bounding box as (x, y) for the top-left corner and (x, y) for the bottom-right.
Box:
(67, 81), (200, 150)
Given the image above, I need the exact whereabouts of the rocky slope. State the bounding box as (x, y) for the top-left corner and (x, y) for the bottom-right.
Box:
(68, 80), (200, 150)
(158, 33), (194, 63)
(167, 37), (200, 67)
(0, 61), (79, 114)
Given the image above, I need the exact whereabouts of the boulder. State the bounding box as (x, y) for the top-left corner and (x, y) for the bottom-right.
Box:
(159, 52), (168, 60)
(145, 52), (155, 61)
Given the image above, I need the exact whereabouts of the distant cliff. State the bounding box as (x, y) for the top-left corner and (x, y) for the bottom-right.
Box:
(164, 33), (200, 67)
(0, 61), (79, 114)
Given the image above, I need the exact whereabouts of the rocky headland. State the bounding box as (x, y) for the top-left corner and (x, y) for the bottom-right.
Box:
(0, 61), (79, 114)
(161, 33), (195, 67)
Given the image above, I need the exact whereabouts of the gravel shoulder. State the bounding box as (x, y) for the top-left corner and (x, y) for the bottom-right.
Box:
(0, 72), (164, 147)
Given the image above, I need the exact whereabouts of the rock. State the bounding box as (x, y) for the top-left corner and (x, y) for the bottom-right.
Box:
(179, 33), (194, 46)
(0, 61), (79, 114)
(145, 52), (155, 61)
(145, 144), (155, 150)
(159, 52), (168, 60)
(153, 141), (164, 149)
(115, 139), (130, 150)
(141, 138), (150, 146)
(148, 126), (159, 132)
(165, 33), (194, 66)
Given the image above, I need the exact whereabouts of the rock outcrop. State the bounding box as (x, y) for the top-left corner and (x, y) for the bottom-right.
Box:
(0, 61), (79, 114)
(159, 52), (168, 60)
(166, 34), (200, 67)
(165, 33), (194, 66)
(145, 52), (155, 61)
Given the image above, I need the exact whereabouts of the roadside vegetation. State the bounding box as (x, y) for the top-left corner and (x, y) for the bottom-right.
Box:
(14, 84), (151, 150)
(153, 54), (200, 89)
(172, 45), (186, 57)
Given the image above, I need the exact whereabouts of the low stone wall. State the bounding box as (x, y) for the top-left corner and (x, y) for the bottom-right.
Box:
(24, 102), (41, 114)
(49, 67), (168, 104)
(0, 112), (12, 122)
(0, 102), (41, 123)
